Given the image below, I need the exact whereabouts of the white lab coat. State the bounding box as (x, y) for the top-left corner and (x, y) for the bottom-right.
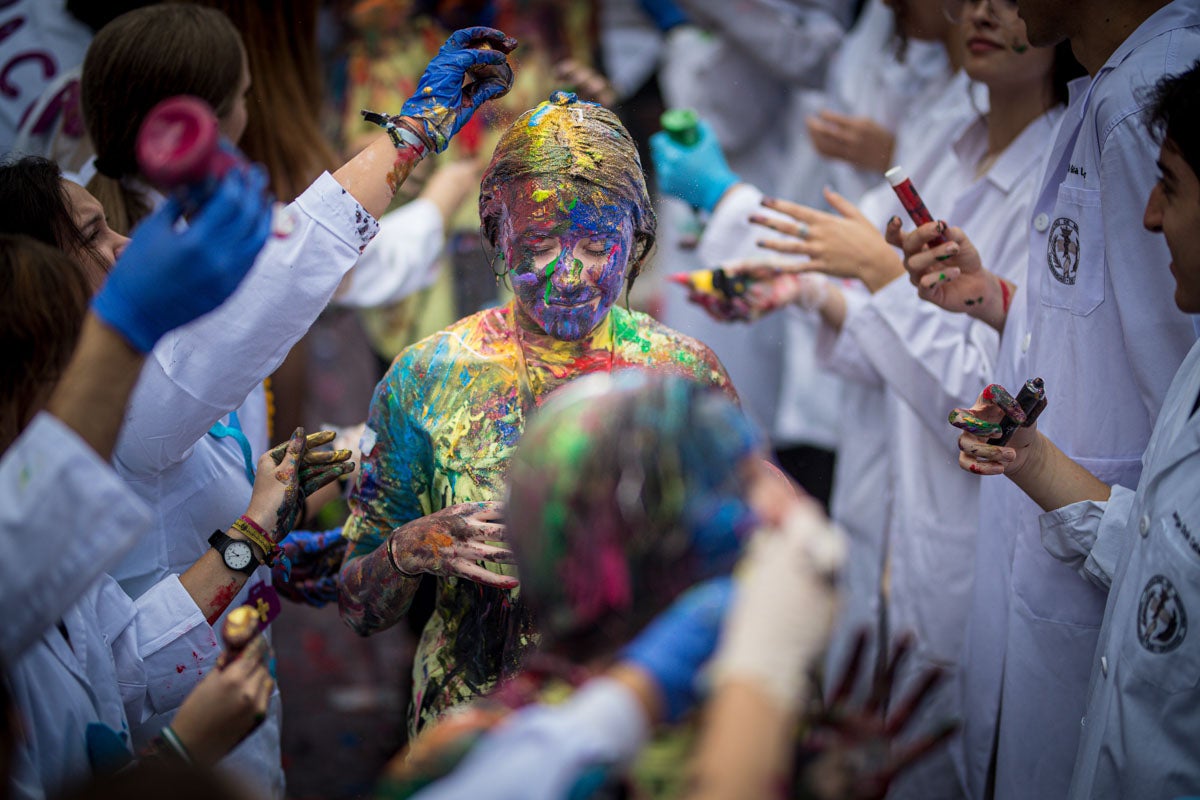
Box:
(109, 171), (381, 798)
(654, 1), (848, 440)
(8, 572), (215, 800)
(958, 6), (1200, 799)
(0, 413), (150, 662)
(1039, 340), (1200, 799)
(333, 197), (446, 309)
(828, 108), (1060, 800)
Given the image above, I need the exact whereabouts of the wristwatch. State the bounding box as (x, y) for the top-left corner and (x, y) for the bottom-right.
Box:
(209, 530), (259, 575)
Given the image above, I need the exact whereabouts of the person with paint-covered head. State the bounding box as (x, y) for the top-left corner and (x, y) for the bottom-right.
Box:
(339, 91), (736, 736)
(372, 372), (842, 799)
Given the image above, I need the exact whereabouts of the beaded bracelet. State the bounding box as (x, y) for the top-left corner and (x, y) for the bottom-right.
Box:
(361, 110), (429, 160)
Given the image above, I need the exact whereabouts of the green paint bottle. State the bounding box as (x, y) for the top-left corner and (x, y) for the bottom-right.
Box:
(661, 108), (700, 146)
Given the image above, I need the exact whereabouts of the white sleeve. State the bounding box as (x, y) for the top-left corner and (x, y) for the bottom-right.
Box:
(106, 572), (217, 724)
(697, 183), (767, 265)
(114, 172), (380, 475)
(846, 276), (998, 436)
(412, 678), (650, 800)
(816, 289), (884, 387)
(1038, 484), (1135, 591)
(0, 413), (151, 661)
(332, 198), (445, 309)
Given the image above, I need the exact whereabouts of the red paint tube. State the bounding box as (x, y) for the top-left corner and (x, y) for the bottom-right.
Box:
(136, 95), (243, 196)
(886, 165), (948, 246)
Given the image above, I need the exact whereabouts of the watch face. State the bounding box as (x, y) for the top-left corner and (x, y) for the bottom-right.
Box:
(225, 541), (254, 570)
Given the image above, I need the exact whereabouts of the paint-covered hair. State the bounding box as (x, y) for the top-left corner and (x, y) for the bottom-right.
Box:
(479, 91), (656, 292)
(1146, 59), (1200, 190)
(506, 371), (762, 662)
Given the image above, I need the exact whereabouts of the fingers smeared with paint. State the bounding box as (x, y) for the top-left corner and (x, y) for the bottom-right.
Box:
(980, 383), (1026, 423)
(802, 629), (957, 800)
(270, 427), (306, 542)
(387, 500), (518, 589)
(948, 408), (1001, 437)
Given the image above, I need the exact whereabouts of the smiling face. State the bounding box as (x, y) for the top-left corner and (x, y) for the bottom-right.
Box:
(1144, 140), (1200, 313)
(499, 176), (634, 340)
(961, 0), (1055, 92)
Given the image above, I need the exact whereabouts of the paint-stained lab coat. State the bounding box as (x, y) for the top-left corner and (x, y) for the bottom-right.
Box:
(0, 413), (150, 662)
(959, 7), (1200, 799)
(7, 571), (215, 800)
(1037, 340), (1200, 799)
(108, 172), (382, 799)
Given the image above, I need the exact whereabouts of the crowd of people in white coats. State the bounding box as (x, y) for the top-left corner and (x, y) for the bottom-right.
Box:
(0, 0), (1198, 798)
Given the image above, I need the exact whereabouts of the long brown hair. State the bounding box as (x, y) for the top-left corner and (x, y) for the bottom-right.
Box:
(81, 4), (245, 233)
(0, 235), (91, 453)
(184, 0), (339, 202)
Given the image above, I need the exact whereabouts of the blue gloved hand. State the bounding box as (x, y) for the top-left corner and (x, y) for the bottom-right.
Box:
(400, 27), (518, 153)
(639, 0), (688, 31)
(649, 120), (739, 213)
(92, 165), (272, 353)
(619, 577), (734, 722)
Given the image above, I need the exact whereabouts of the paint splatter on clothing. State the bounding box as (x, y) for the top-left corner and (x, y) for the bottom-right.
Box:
(342, 302), (733, 734)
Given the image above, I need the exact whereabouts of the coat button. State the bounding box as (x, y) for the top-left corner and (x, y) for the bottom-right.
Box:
(1034, 212), (1050, 232)
(1140, 515), (1151, 537)
(1100, 656), (1108, 677)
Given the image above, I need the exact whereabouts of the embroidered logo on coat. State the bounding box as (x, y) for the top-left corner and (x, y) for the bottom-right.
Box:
(1138, 574), (1187, 653)
(1047, 217), (1080, 285)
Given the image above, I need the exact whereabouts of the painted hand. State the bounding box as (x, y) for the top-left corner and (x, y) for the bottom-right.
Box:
(619, 577), (734, 722)
(949, 384), (1040, 476)
(248, 428), (355, 545)
(884, 218), (1009, 317)
(719, 258), (832, 318)
(806, 111), (895, 174)
(92, 165), (272, 352)
(170, 634), (275, 767)
(802, 633), (958, 800)
(400, 27), (518, 153)
(649, 120), (739, 212)
(751, 189), (904, 292)
(273, 529), (345, 607)
(387, 501), (518, 589)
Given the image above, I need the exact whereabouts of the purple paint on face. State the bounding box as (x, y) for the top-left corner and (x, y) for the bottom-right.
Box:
(499, 177), (634, 341)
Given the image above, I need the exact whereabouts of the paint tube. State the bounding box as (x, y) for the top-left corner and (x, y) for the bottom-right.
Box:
(885, 165), (948, 246)
(989, 377), (1047, 446)
(136, 95), (244, 199)
(216, 605), (260, 669)
(660, 108), (700, 146)
(669, 268), (752, 301)
(137, 95), (295, 237)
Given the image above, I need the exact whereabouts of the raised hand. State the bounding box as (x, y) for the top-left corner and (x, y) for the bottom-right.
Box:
(649, 120), (740, 213)
(751, 189), (904, 292)
(400, 27), (518, 153)
(884, 218), (1014, 330)
(387, 501), (517, 589)
(248, 428), (355, 546)
(802, 632), (958, 800)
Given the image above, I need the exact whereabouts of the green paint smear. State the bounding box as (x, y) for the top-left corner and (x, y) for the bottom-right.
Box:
(543, 254), (559, 304)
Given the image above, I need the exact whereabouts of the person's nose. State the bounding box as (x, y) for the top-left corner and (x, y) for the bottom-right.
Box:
(1143, 184), (1164, 233)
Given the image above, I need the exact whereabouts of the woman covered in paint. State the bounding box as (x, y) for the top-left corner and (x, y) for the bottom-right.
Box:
(339, 91), (735, 734)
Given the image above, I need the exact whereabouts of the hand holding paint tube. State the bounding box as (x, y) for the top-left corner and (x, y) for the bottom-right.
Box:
(949, 380), (1047, 477)
(169, 622), (275, 766)
(671, 264), (830, 322)
(884, 167), (1016, 329)
(649, 117), (739, 213)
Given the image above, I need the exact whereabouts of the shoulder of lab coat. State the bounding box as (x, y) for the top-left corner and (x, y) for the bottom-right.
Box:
(412, 678), (649, 800)
(0, 413), (151, 662)
(332, 197), (445, 309)
(1039, 484), (1135, 591)
(114, 171), (379, 476)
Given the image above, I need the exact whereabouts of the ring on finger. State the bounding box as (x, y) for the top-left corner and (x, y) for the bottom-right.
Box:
(795, 221), (810, 240)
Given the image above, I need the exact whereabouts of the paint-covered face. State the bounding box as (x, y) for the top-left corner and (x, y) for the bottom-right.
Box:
(961, 0), (1054, 91)
(1144, 140), (1200, 314)
(498, 176), (634, 341)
